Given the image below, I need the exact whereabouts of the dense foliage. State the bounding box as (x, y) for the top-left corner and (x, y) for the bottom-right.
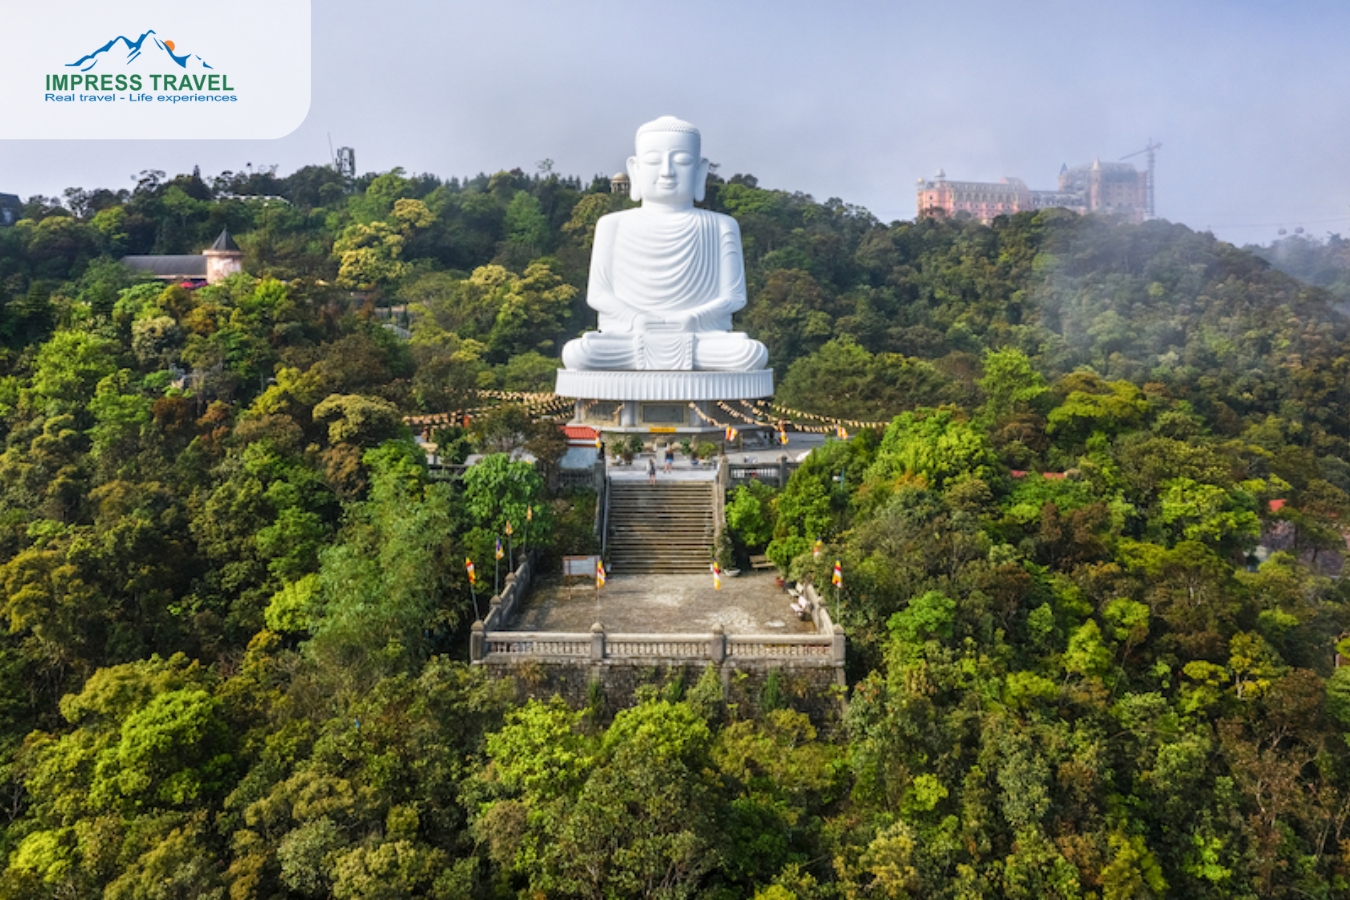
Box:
(0, 160), (1348, 898)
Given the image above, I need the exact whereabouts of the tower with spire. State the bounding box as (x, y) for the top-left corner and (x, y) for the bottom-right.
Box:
(203, 229), (244, 284)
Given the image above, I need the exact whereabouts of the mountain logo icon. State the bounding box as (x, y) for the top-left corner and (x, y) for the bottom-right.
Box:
(66, 30), (213, 72)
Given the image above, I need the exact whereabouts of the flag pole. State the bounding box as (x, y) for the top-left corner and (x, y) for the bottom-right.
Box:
(832, 559), (843, 621)
(466, 558), (480, 621)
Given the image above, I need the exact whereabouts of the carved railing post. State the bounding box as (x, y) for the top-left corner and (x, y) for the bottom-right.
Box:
(778, 455), (790, 489)
(710, 623), (725, 663)
(470, 620), (485, 662)
(591, 622), (606, 662)
(832, 623), (846, 665)
(485, 595), (501, 630)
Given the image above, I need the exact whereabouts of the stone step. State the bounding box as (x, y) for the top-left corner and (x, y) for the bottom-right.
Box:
(604, 476), (720, 573)
(610, 489), (712, 496)
(608, 510), (712, 518)
(610, 502), (712, 507)
(611, 524), (710, 530)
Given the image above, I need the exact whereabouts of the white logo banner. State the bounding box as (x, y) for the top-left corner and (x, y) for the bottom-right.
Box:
(0, 0), (311, 139)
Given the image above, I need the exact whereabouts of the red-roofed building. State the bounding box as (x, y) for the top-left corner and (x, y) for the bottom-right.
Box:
(563, 425), (599, 446)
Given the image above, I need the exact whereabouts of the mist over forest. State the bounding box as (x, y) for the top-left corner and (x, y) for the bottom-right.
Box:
(1, 161), (1349, 898)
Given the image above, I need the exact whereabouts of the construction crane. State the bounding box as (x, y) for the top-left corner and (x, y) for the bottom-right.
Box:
(1120, 139), (1162, 219)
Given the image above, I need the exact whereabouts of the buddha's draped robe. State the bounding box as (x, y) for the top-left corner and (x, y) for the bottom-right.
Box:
(561, 208), (768, 372)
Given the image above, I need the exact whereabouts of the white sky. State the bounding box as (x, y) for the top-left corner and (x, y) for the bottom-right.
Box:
(2, 0), (1348, 246)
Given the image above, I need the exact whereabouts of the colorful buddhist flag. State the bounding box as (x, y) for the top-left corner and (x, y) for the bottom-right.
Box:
(504, 521), (513, 537)
(813, 538), (823, 560)
(495, 537), (504, 560)
(725, 426), (738, 441)
(836, 425), (849, 440)
(465, 558), (476, 584)
(832, 559), (843, 588)
(711, 562), (722, 591)
(526, 505), (533, 522)
(596, 559), (606, 587)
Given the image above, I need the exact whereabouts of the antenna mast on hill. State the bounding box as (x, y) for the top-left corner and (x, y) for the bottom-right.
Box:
(1120, 139), (1162, 219)
(333, 146), (356, 180)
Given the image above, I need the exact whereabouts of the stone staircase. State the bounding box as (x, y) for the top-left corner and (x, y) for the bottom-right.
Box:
(605, 479), (718, 574)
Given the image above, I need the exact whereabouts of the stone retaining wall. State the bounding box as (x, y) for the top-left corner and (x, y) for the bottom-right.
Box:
(482, 657), (846, 731)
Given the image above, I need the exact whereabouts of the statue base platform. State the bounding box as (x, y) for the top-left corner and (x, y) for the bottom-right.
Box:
(556, 368), (774, 435)
(554, 368), (772, 401)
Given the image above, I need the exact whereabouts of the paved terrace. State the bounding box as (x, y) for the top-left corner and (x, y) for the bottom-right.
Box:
(511, 571), (819, 635)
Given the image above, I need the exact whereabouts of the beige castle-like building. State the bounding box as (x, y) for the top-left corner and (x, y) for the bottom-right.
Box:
(121, 229), (244, 285)
(917, 159), (1149, 225)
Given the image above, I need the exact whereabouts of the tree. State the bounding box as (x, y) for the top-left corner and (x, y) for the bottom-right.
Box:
(333, 220), (408, 291)
(726, 481), (777, 552)
(978, 347), (1047, 422)
(504, 191), (549, 256)
(459, 453), (551, 567)
(866, 408), (998, 490)
(778, 337), (952, 421)
(306, 443), (465, 689)
(485, 260), (577, 361)
(479, 699), (721, 899)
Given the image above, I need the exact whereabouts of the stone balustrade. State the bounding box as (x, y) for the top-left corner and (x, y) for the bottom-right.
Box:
(472, 588), (844, 670)
(727, 456), (800, 489)
(477, 554), (535, 636)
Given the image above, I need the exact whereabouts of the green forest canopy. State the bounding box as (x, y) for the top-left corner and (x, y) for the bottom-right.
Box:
(0, 161), (1349, 897)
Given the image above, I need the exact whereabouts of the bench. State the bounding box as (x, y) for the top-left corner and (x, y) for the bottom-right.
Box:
(749, 554), (774, 571)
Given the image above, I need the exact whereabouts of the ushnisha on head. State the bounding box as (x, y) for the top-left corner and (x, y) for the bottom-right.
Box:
(626, 116), (711, 209)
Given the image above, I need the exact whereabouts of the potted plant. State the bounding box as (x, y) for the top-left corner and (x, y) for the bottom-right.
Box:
(624, 435), (644, 465)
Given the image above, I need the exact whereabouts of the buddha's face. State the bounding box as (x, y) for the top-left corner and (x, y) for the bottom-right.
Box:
(628, 130), (708, 208)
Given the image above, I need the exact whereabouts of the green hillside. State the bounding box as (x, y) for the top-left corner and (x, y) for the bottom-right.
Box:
(0, 164), (1348, 898)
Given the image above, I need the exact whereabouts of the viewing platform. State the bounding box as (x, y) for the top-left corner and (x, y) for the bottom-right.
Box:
(471, 557), (846, 723)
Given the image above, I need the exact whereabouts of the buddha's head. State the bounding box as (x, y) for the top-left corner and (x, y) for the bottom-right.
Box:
(627, 116), (710, 208)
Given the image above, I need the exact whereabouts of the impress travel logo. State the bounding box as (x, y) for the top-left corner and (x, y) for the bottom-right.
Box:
(46, 30), (240, 104)
(0, 0), (309, 140)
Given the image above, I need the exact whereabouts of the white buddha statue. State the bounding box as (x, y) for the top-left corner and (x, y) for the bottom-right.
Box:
(560, 116), (769, 372)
